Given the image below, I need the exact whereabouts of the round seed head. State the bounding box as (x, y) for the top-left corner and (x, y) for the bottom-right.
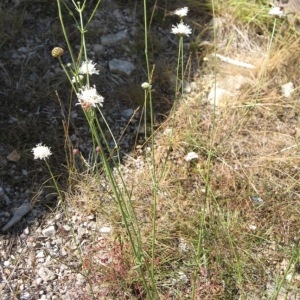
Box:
(51, 47), (64, 58)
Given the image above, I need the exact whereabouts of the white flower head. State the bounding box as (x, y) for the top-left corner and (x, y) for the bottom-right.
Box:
(32, 143), (52, 160)
(184, 151), (199, 162)
(141, 82), (151, 89)
(269, 6), (285, 17)
(71, 74), (84, 84)
(76, 85), (104, 110)
(78, 60), (99, 75)
(171, 21), (192, 37)
(174, 7), (189, 18)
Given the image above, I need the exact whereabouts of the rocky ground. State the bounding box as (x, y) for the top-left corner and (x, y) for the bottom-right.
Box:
(1, 0), (300, 299)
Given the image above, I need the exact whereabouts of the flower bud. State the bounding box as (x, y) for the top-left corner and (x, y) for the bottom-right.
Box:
(73, 148), (79, 156)
(96, 146), (101, 153)
(51, 47), (64, 58)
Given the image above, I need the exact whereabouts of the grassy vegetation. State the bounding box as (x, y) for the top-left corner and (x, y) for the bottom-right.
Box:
(1, 0), (300, 299)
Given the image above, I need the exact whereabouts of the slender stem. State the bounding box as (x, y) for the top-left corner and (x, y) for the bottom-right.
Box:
(170, 35), (183, 141)
(143, 1), (159, 297)
(56, 0), (76, 68)
(143, 0), (150, 80)
(96, 108), (121, 164)
(191, 0), (216, 298)
(175, 37), (182, 99)
(181, 36), (184, 97)
(76, 2), (90, 87)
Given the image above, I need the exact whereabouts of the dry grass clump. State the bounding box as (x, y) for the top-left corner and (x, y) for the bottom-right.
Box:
(65, 21), (300, 297)
(215, 0), (273, 32)
(268, 33), (300, 85)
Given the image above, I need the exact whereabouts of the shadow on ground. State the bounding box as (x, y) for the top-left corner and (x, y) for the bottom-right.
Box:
(0, 0), (211, 235)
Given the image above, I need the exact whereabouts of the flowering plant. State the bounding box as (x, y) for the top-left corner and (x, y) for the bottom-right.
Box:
(184, 152), (199, 162)
(174, 7), (189, 18)
(268, 6), (285, 17)
(76, 85), (104, 110)
(78, 60), (99, 75)
(171, 21), (192, 37)
(141, 82), (152, 89)
(32, 143), (52, 160)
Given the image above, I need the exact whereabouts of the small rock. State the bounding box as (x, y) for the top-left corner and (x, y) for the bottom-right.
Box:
(121, 108), (134, 119)
(183, 81), (192, 94)
(54, 213), (62, 221)
(163, 128), (172, 136)
(101, 29), (128, 46)
(88, 221), (97, 230)
(220, 74), (251, 91)
(93, 44), (105, 57)
(190, 81), (199, 92)
(77, 227), (86, 239)
(62, 224), (71, 232)
(17, 47), (28, 53)
(248, 224), (257, 231)
(28, 73), (37, 83)
(42, 225), (56, 237)
(286, 273), (293, 282)
(0, 186), (11, 205)
(36, 250), (45, 258)
(19, 291), (31, 300)
(109, 59), (135, 76)
(76, 273), (85, 285)
(249, 195), (264, 205)
(60, 247), (67, 256)
(100, 226), (112, 233)
(38, 267), (56, 282)
(2, 202), (31, 231)
(207, 87), (231, 107)
(281, 82), (294, 98)
(3, 260), (10, 267)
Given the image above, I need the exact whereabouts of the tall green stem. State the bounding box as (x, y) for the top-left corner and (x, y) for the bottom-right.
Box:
(191, 0), (216, 298)
(144, 1), (159, 296)
(56, 0), (77, 68)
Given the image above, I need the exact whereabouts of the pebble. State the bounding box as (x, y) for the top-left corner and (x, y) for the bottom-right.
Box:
(38, 267), (56, 282)
(20, 291), (31, 300)
(3, 260), (10, 267)
(42, 225), (56, 237)
(101, 29), (129, 46)
(93, 44), (105, 56)
(208, 86), (233, 107)
(77, 227), (86, 239)
(2, 202), (31, 231)
(17, 46), (28, 53)
(109, 58), (136, 76)
(121, 108), (134, 119)
(36, 250), (45, 258)
(281, 82), (294, 98)
(100, 226), (112, 233)
(62, 224), (71, 231)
